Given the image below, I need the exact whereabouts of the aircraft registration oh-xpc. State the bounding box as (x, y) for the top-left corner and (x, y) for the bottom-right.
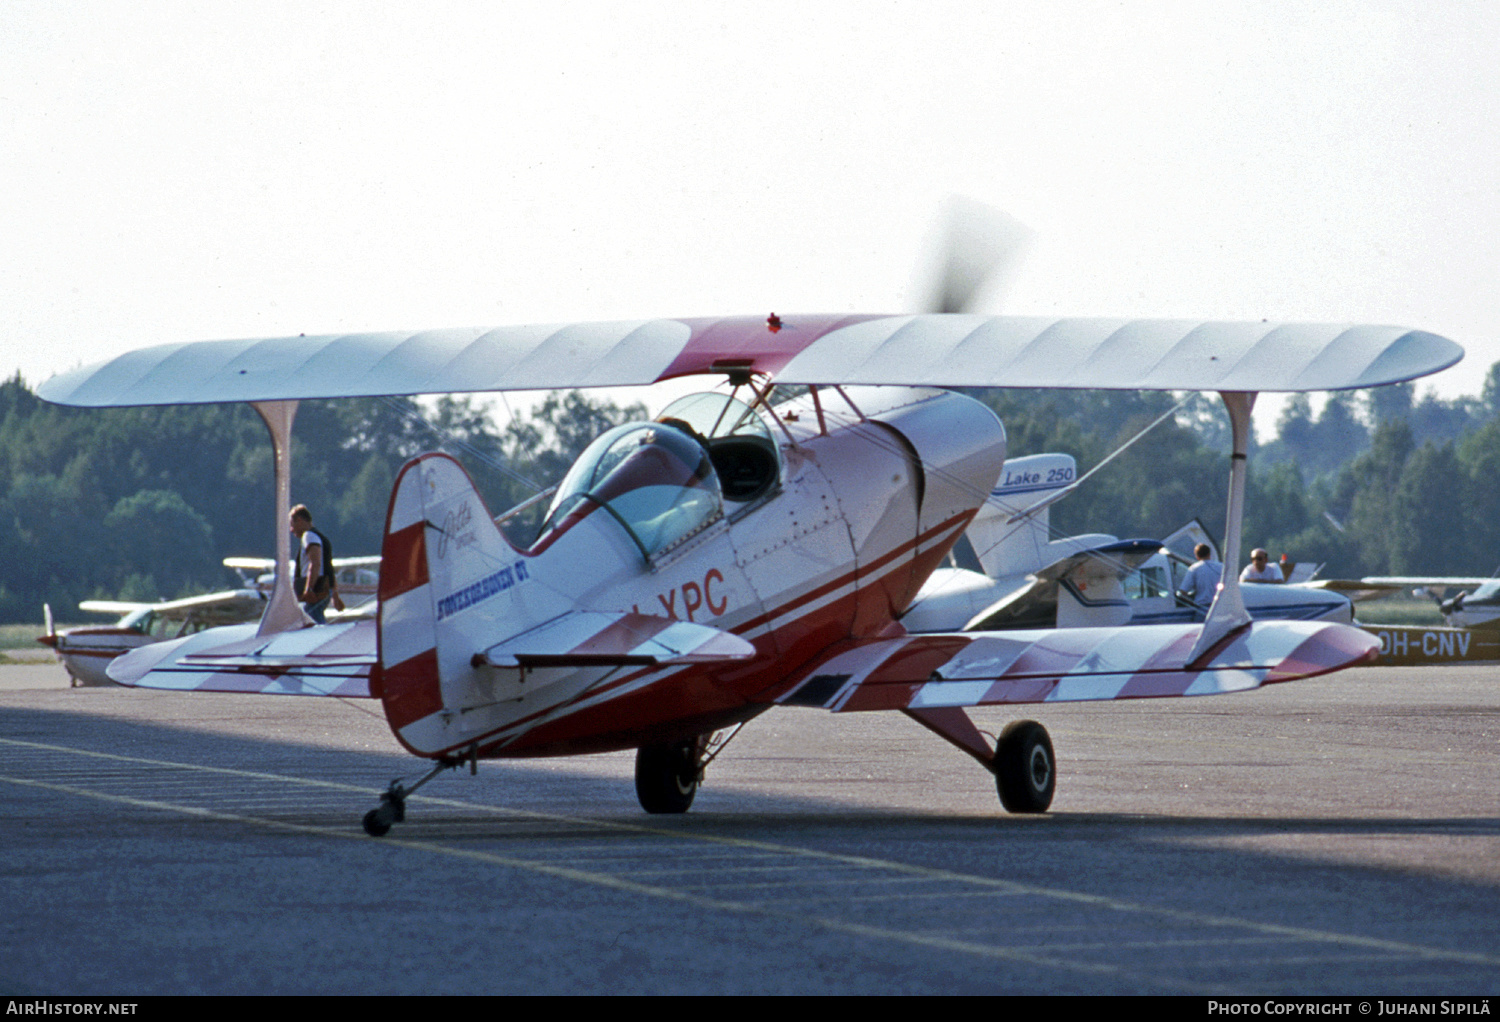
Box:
(37, 314), (1462, 835)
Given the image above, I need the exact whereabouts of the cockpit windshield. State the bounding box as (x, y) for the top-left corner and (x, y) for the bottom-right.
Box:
(539, 421), (723, 558)
(655, 392), (773, 446)
(657, 392), (780, 503)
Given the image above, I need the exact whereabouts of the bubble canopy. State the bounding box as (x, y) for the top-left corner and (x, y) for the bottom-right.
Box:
(541, 420), (722, 559)
(654, 392), (774, 445)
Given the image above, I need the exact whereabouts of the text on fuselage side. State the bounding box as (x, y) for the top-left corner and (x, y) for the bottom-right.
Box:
(436, 560), (531, 621)
(633, 568), (728, 622)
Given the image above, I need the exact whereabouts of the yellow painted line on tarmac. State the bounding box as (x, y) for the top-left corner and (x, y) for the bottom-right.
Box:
(5, 736), (1499, 985)
(0, 767), (1155, 988)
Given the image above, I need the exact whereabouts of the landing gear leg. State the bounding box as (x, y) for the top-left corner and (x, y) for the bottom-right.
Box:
(634, 736), (704, 814)
(904, 708), (1057, 814)
(993, 720), (1055, 814)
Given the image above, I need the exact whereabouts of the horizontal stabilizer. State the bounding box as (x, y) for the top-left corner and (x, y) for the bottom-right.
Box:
(778, 619), (1377, 713)
(108, 620), (375, 697)
(479, 611), (755, 668)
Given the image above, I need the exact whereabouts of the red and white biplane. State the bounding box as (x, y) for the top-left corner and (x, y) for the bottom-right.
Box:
(38, 313), (1461, 834)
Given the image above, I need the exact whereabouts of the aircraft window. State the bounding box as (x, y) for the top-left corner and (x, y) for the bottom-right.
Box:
(123, 608), (154, 634)
(1126, 566), (1171, 600)
(656, 393), (780, 503)
(1470, 580), (1500, 601)
(540, 422), (723, 558)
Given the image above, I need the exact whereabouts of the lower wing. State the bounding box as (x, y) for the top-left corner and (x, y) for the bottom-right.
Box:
(776, 620), (1377, 712)
(107, 620), (376, 697)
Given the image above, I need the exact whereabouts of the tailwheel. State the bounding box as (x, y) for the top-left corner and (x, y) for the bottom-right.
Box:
(993, 720), (1055, 813)
(634, 737), (702, 814)
(360, 757), (458, 837)
(362, 781), (408, 837)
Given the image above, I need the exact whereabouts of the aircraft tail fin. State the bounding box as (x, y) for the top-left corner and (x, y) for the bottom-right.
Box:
(377, 452), (555, 747)
(967, 454), (1113, 579)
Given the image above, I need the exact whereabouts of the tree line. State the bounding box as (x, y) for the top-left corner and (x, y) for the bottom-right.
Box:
(1, 365), (1496, 624)
(972, 360), (1500, 581)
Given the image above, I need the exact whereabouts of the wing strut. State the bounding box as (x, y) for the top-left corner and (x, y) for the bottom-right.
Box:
(1187, 391), (1255, 664)
(250, 400), (311, 636)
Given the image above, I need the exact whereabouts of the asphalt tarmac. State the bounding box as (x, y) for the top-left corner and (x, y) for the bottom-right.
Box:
(1, 655), (1496, 995)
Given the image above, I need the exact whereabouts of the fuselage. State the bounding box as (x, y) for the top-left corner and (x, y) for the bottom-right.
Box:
(38, 611), (162, 686)
(376, 386), (1008, 760)
(1440, 580), (1500, 629)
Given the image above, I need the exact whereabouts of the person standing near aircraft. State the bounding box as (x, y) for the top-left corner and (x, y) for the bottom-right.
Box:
(1176, 543), (1223, 620)
(290, 504), (343, 623)
(1240, 548), (1283, 583)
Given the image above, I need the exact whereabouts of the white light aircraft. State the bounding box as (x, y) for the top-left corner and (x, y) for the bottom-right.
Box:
(37, 313), (1461, 835)
(39, 556), (381, 686)
(902, 457), (1354, 633)
(1361, 575), (1500, 630)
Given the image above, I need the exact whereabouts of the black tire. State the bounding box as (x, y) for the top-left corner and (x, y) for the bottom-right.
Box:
(634, 740), (699, 814)
(994, 720), (1055, 813)
(362, 807), (393, 837)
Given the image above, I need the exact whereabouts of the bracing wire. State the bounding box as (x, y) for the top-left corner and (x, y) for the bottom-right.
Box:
(378, 395), (545, 493)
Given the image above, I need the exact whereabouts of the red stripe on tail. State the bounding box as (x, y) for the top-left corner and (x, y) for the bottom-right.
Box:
(380, 522), (428, 601)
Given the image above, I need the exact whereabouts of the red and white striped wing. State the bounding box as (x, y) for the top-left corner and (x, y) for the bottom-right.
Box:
(776, 620), (1378, 713)
(107, 619), (375, 697)
(39, 315), (1461, 407)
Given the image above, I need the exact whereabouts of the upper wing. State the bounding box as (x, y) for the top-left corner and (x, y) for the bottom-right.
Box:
(776, 619), (1378, 713)
(223, 557), (274, 573)
(78, 600), (152, 616)
(80, 589), (266, 623)
(38, 315), (1461, 407)
(149, 589), (267, 621)
(1298, 578), (1406, 602)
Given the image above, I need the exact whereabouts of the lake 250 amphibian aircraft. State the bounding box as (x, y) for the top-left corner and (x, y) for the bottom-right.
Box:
(38, 313), (1462, 835)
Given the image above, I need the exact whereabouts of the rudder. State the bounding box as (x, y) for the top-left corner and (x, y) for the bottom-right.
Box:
(377, 452), (540, 751)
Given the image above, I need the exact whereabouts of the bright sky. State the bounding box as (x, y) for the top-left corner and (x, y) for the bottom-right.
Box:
(4, 0), (1498, 426)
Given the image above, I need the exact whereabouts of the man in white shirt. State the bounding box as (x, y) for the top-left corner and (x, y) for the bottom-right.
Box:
(1240, 548), (1283, 583)
(290, 504), (344, 623)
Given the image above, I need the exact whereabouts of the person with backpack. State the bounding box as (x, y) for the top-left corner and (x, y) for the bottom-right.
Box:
(289, 504), (344, 623)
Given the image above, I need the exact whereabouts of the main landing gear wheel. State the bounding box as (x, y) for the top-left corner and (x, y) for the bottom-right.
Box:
(634, 738), (701, 814)
(994, 720), (1055, 814)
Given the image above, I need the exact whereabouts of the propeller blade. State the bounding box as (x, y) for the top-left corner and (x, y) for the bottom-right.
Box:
(920, 196), (1035, 314)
